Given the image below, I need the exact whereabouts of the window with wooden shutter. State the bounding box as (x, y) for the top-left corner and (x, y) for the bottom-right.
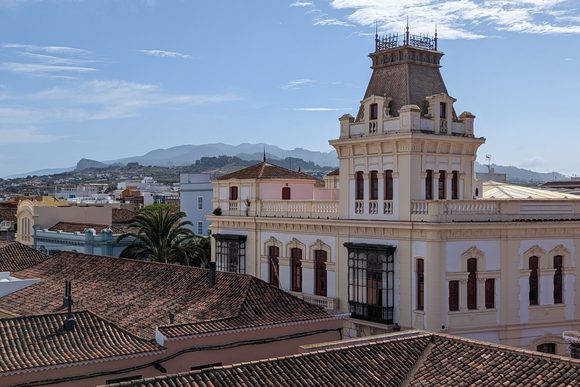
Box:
(554, 255), (563, 304)
(314, 250), (327, 297)
(529, 256), (539, 306)
(417, 259), (424, 311)
(384, 170), (393, 201)
(290, 248), (302, 292)
(268, 246), (279, 287)
(467, 258), (477, 310)
(355, 171), (364, 201)
(282, 186), (291, 200)
(449, 280), (459, 311)
(425, 170), (433, 200)
(485, 278), (495, 309)
(369, 171), (378, 201)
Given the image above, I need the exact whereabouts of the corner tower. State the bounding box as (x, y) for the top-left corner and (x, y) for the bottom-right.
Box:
(330, 28), (485, 221)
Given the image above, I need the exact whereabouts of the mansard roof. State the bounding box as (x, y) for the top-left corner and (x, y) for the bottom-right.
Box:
(356, 30), (451, 120)
(0, 241), (49, 272)
(0, 252), (334, 340)
(103, 331), (580, 387)
(216, 162), (318, 181)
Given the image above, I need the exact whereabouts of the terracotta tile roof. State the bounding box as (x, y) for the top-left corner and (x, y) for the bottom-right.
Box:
(0, 252), (333, 340)
(112, 208), (136, 223)
(0, 241), (49, 272)
(216, 162), (318, 181)
(48, 221), (125, 234)
(0, 311), (162, 375)
(103, 332), (580, 387)
(326, 168), (339, 177)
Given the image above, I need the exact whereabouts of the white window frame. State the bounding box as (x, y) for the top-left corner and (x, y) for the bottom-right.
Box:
(197, 196), (203, 210)
(197, 221), (204, 235)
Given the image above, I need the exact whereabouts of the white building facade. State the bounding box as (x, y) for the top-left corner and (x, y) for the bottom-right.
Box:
(209, 31), (580, 356)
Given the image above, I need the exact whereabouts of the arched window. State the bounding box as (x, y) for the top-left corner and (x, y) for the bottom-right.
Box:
(529, 256), (539, 306)
(290, 248), (302, 292)
(355, 172), (364, 201)
(451, 170), (459, 200)
(467, 258), (477, 310)
(425, 170), (433, 200)
(369, 171), (378, 201)
(384, 170), (393, 201)
(282, 186), (291, 200)
(438, 170), (446, 199)
(314, 250), (327, 297)
(416, 259), (424, 311)
(554, 255), (563, 304)
(268, 246), (279, 287)
(536, 343), (556, 354)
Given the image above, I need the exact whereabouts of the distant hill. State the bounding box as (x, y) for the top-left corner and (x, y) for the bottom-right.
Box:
(75, 158), (108, 171)
(475, 162), (567, 184)
(104, 143), (339, 168)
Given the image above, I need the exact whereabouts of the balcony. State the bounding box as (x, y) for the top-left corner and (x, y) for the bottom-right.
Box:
(291, 291), (339, 310)
(410, 199), (580, 222)
(218, 199), (339, 219)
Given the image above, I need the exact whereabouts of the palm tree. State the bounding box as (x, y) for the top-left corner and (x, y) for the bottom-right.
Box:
(185, 235), (211, 268)
(117, 207), (196, 264)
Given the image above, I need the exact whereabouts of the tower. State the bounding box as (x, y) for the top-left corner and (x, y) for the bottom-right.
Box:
(330, 27), (484, 221)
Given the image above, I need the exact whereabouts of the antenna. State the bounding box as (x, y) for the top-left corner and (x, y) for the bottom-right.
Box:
(485, 154), (492, 173)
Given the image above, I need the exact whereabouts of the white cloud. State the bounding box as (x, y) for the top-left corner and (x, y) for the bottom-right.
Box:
(313, 18), (354, 27)
(324, 0), (580, 38)
(1, 43), (97, 78)
(0, 127), (63, 144)
(290, 1), (314, 6)
(0, 62), (97, 75)
(294, 107), (352, 111)
(520, 156), (545, 169)
(0, 80), (240, 124)
(140, 49), (191, 59)
(3, 43), (92, 55)
(282, 78), (318, 90)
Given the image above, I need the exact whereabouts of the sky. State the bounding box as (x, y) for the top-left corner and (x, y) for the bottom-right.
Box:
(0, 0), (579, 177)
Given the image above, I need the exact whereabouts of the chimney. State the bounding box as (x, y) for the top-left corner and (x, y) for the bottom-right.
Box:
(63, 280), (75, 332)
(209, 262), (216, 287)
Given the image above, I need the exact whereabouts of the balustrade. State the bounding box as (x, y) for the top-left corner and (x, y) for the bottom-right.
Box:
(369, 200), (378, 214)
(355, 200), (364, 214)
(383, 200), (393, 214)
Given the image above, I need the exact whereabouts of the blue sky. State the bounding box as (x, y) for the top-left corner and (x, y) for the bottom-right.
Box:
(0, 0), (579, 177)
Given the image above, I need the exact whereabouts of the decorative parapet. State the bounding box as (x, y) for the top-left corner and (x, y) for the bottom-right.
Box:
(410, 199), (580, 222)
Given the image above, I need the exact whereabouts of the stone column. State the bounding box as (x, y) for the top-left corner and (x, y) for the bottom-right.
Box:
(459, 278), (468, 311)
(477, 277), (486, 310)
(459, 174), (465, 200)
(419, 172), (427, 199)
(432, 171), (439, 200)
(446, 172), (453, 200)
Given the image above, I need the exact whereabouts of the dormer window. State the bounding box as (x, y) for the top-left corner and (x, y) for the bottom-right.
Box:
(370, 103), (378, 120)
(440, 102), (447, 119)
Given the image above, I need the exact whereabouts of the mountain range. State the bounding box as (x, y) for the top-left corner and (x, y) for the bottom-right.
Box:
(6, 142), (569, 185)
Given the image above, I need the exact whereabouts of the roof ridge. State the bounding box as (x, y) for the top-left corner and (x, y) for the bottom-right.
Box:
(259, 161), (267, 178)
(433, 332), (580, 364)
(399, 338), (435, 386)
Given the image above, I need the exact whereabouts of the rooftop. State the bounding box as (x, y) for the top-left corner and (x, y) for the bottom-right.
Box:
(483, 181), (579, 199)
(0, 311), (162, 375)
(0, 252), (334, 340)
(216, 162), (318, 181)
(0, 241), (49, 272)
(48, 221), (125, 234)
(104, 331), (580, 387)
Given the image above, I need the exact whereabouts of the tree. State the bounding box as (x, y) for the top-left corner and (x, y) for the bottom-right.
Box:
(117, 207), (196, 264)
(184, 235), (211, 268)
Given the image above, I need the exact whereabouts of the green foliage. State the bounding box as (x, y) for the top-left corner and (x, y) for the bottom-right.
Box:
(138, 203), (179, 214)
(117, 207), (206, 266)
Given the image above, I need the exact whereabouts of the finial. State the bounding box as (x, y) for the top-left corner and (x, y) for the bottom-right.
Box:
(263, 147), (266, 163)
(434, 24), (438, 50)
(375, 20), (379, 50)
(405, 17), (410, 45)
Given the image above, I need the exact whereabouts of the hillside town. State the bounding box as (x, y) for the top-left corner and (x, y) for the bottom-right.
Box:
(1, 4), (579, 387)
